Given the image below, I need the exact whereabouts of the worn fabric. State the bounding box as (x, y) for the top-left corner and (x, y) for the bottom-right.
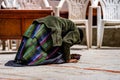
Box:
(15, 16), (82, 65)
(32, 15), (81, 46)
(30, 16), (81, 62)
(15, 23), (64, 65)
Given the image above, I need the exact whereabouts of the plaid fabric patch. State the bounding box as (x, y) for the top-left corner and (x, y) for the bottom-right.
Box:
(34, 24), (53, 52)
(15, 23), (60, 65)
(15, 37), (28, 61)
(23, 22), (38, 38)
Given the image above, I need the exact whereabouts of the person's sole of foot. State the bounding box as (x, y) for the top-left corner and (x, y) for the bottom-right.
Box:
(69, 59), (79, 63)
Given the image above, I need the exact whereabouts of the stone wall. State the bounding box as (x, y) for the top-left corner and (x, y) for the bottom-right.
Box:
(80, 28), (120, 47)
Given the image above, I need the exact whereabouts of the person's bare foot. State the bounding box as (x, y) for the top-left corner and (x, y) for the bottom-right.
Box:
(68, 59), (78, 63)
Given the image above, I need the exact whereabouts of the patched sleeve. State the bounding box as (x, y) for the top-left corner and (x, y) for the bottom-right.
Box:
(63, 30), (81, 46)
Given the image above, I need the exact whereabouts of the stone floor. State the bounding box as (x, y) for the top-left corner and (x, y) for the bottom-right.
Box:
(0, 45), (120, 80)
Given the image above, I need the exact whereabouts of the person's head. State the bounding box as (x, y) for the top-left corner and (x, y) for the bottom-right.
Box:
(78, 28), (83, 42)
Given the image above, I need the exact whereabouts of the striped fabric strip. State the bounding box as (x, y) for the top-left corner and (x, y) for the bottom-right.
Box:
(34, 24), (53, 52)
(27, 43), (59, 65)
(31, 24), (41, 38)
(23, 23), (38, 38)
(39, 33), (53, 52)
(27, 46), (43, 65)
(46, 47), (59, 59)
(16, 23), (41, 61)
(26, 24), (59, 65)
(28, 47), (47, 65)
(15, 23), (61, 65)
(21, 24), (50, 65)
(16, 37), (28, 60)
(30, 46), (42, 61)
(40, 32), (51, 45)
(34, 24), (48, 39)
(31, 53), (47, 65)
(23, 44), (37, 61)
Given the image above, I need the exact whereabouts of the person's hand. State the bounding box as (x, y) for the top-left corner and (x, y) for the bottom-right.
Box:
(70, 54), (81, 60)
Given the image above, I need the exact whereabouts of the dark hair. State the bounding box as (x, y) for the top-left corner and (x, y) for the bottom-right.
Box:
(78, 28), (84, 42)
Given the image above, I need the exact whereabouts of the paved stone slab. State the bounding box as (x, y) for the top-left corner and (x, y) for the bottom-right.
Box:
(0, 45), (120, 80)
